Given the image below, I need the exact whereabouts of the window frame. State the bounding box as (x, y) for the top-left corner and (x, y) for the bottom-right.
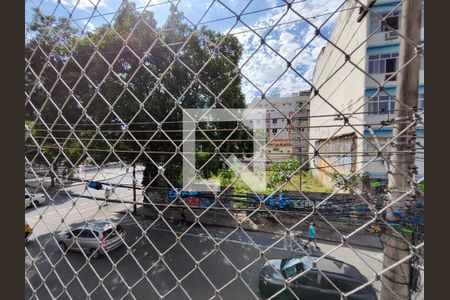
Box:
(370, 10), (401, 33)
(367, 94), (396, 115)
(381, 11), (401, 32)
(68, 229), (82, 238)
(80, 229), (98, 238)
(368, 53), (399, 75)
(418, 93), (424, 111)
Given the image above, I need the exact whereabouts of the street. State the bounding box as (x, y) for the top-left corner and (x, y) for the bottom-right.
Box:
(25, 168), (387, 299)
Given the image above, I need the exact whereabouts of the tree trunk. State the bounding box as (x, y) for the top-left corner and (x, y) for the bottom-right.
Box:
(50, 163), (57, 188)
(142, 163), (158, 203)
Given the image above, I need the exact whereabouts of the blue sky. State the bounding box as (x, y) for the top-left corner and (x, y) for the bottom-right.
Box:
(25, 0), (344, 102)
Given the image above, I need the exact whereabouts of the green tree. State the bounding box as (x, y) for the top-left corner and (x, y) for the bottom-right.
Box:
(330, 171), (370, 194)
(268, 159), (301, 188)
(25, 9), (84, 186)
(25, 1), (252, 190)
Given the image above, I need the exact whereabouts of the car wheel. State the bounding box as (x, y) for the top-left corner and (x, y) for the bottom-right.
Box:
(59, 242), (67, 252)
(89, 248), (100, 259)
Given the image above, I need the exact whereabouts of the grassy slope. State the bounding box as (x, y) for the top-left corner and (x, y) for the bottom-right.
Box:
(216, 170), (333, 194)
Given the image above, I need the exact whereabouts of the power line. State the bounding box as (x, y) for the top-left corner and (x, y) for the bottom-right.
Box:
(61, 0), (303, 28)
(26, 120), (420, 132)
(25, 2), (362, 55)
(25, 136), (423, 143)
(230, 5), (362, 36)
(26, 108), (423, 127)
(25, 144), (423, 156)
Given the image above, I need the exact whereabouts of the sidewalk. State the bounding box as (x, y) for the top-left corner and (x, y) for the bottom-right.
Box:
(137, 205), (383, 250)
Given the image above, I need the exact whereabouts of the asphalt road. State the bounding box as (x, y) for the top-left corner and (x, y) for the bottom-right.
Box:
(24, 166), (396, 299)
(25, 201), (386, 299)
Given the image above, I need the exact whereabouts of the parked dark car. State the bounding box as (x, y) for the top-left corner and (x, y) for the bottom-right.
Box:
(259, 256), (377, 300)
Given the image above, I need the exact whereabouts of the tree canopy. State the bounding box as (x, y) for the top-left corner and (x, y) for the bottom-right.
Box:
(25, 1), (252, 188)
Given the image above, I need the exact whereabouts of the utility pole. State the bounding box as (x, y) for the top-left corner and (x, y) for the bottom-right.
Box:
(133, 163), (137, 213)
(381, 1), (421, 299)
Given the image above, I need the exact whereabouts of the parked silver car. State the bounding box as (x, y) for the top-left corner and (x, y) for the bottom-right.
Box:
(57, 220), (126, 258)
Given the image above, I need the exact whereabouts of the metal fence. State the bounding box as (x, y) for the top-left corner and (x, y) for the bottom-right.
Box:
(25, 0), (424, 299)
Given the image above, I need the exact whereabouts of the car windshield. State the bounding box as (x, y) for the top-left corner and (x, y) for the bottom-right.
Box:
(281, 257), (313, 278)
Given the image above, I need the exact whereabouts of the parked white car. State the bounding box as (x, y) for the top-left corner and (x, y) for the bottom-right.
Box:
(25, 193), (46, 208)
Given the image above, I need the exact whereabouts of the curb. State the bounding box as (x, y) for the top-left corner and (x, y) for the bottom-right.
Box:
(117, 208), (384, 251)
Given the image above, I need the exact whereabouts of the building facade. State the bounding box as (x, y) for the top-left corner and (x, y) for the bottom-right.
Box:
(244, 91), (310, 163)
(309, 0), (424, 186)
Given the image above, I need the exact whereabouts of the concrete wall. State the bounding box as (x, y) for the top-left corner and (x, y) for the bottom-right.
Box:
(312, 133), (357, 187)
(140, 190), (386, 249)
(309, 0), (425, 185)
(309, 0), (368, 147)
(308, 0), (368, 186)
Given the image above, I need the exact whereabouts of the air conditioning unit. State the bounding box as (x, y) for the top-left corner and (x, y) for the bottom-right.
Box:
(385, 31), (398, 40)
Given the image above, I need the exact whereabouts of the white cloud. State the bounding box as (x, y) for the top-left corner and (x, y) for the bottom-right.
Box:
(82, 20), (97, 32)
(55, 0), (108, 11)
(133, 0), (166, 6)
(230, 0), (342, 101)
(47, 0), (344, 102)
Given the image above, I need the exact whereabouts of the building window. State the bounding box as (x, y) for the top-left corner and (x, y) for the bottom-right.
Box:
(367, 95), (396, 115)
(273, 118), (278, 124)
(368, 53), (399, 80)
(272, 129), (277, 135)
(381, 11), (400, 32)
(273, 148), (279, 152)
(418, 93), (424, 111)
(370, 11), (400, 33)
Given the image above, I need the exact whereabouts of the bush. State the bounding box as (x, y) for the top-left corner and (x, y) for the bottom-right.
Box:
(330, 172), (369, 193)
(268, 159), (300, 188)
(218, 169), (234, 187)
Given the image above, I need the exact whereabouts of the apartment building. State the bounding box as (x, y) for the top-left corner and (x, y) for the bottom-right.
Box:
(244, 91), (310, 163)
(309, 0), (424, 186)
